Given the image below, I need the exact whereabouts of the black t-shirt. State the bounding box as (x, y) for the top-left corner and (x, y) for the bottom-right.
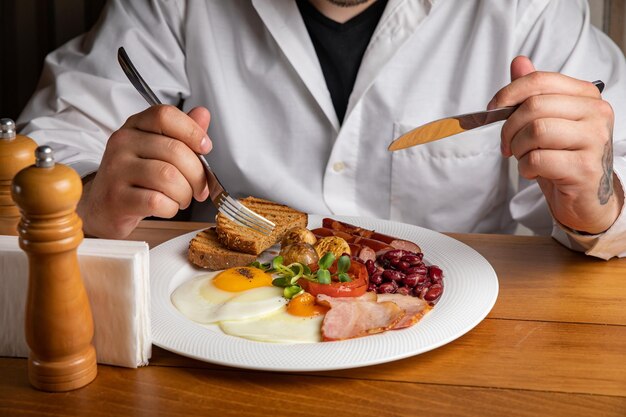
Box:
(296, 0), (388, 124)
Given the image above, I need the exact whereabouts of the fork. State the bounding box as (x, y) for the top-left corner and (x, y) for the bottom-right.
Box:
(117, 47), (275, 235)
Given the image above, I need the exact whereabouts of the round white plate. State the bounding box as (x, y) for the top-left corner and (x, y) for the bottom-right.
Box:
(150, 215), (498, 372)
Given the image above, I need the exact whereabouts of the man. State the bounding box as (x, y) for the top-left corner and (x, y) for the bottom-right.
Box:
(17, 0), (626, 258)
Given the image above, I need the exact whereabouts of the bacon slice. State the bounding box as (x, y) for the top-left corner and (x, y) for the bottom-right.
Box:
(317, 292), (377, 305)
(317, 294), (404, 341)
(376, 294), (431, 329)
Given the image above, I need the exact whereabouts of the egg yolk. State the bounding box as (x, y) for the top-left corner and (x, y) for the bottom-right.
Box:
(212, 267), (273, 292)
(287, 292), (329, 317)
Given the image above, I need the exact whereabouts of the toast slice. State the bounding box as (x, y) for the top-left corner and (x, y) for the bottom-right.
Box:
(188, 227), (256, 270)
(215, 196), (308, 255)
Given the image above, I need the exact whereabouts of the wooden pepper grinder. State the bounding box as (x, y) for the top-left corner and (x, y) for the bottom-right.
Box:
(0, 118), (37, 235)
(12, 145), (97, 391)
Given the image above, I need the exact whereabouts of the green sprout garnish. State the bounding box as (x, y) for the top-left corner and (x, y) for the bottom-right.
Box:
(249, 253), (352, 299)
(316, 269), (331, 284)
(283, 285), (303, 299)
(318, 252), (335, 269)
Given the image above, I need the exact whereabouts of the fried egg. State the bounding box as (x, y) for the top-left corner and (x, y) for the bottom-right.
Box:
(219, 293), (328, 343)
(171, 267), (287, 324)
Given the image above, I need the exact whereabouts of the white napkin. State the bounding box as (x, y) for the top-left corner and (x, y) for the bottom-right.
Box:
(0, 235), (151, 368)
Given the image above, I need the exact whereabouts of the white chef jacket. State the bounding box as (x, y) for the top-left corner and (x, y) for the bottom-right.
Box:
(17, 0), (626, 259)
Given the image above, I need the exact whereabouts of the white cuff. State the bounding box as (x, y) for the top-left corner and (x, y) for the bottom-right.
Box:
(552, 161), (626, 260)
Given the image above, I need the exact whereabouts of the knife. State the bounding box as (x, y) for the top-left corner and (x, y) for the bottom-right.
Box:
(388, 80), (605, 151)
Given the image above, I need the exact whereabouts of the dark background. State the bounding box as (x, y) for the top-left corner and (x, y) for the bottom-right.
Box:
(0, 0), (107, 121)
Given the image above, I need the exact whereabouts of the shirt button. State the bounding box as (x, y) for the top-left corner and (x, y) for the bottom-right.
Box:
(333, 161), (345, 173)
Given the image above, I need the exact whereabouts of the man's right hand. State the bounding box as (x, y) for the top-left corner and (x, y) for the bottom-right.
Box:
(77, 105), (212, 238)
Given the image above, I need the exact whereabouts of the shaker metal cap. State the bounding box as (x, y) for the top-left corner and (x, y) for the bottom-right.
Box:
(35, 146), (55, 168)
(0, 118), (16, 140)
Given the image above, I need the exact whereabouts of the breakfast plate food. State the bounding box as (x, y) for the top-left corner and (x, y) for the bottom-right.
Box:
(150, 214), (499, 372)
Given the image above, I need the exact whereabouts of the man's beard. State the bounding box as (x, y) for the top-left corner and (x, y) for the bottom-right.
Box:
(324, 0), (372, 7)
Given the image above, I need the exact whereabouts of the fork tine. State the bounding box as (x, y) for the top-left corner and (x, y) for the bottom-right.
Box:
(217, 207), (268, 235)
(217, 194), (274, 233)
(219, 207), (274, 236)
(220, 195), (275, 230)
(218, 201), (274, 235)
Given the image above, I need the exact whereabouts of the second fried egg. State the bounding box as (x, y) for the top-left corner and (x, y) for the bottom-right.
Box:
(171, 267), (287, 324)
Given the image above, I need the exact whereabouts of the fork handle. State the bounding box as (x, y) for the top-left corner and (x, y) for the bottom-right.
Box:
(198, 156), (226, 201)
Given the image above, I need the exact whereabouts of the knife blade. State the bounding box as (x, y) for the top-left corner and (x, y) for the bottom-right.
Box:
(388, 80), (605, 152)
(387, 106), (516, 151)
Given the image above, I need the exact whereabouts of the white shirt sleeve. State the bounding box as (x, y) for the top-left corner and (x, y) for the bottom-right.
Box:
(16, 0), (188, 178)
(509, 0), (626, 259)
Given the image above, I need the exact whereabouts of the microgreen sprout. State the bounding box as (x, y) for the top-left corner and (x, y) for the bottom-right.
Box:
(249, 253), (352, 299)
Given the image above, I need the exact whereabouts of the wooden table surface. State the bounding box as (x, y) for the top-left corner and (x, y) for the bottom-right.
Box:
(1, 220), (625, 416)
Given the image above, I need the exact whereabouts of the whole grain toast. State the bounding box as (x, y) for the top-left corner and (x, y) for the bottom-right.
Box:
(215, 196), (308, 255)
(188, 227), (256, 270)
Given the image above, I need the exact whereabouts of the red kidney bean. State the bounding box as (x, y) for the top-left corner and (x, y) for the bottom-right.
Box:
(406, 265), (428, 276)
(370, 271), (383, 285)
(397, 261), (411, 271)
(402, 273), (421, 288)
(418, 275), (430, 286)
(424, 284), (443, 302)
(400, 255), (421, 266)
(414, 285), (429, 299)
(383, 249), (406, 260)
(378, 281), (398, 294)
(377, 257), (391, 269)
(396, 287), (411, 296)
(382, 270), (405, 283)
(354, 234), (445, 300)
(428, 265), (443, 281)
(431, 276), (443, 285)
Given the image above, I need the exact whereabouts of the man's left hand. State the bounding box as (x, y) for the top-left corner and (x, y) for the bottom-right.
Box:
(490, 56), (623, 234)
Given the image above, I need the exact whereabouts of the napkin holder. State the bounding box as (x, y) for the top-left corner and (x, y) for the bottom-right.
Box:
(0, 236), (151, 368)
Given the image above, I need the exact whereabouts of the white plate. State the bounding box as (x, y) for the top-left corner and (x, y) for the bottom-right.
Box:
(150, 215), (498, 372)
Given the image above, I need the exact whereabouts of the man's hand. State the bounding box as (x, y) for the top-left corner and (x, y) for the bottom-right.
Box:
(491, 56), (623, 234)
(77, 105), (212, 238)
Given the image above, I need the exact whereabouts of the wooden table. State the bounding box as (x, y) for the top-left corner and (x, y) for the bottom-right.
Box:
(1, 220), (625, 416)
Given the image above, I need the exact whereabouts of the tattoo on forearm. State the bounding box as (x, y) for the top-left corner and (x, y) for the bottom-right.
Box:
(598, 139), (614, 205)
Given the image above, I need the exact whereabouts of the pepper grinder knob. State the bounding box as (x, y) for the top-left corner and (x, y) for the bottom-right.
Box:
(0, 118), (37, 235)
(12, 146), (98, 392)
(35, 145), (55, 168)
(0, 118), (17, 138)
